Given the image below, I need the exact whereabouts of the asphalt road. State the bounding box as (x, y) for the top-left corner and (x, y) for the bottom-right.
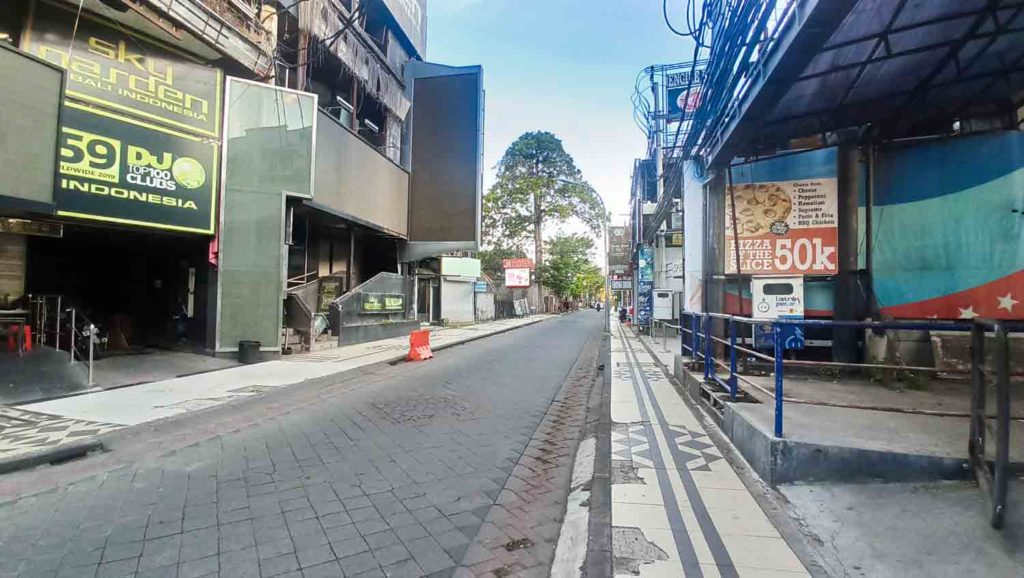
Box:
(0, 311), (605, 578)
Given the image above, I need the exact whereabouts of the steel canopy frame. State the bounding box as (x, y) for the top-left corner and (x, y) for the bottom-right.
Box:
(700, 0), (1024, 168)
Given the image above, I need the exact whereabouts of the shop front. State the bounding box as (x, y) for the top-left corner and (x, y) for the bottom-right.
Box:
(0, 0), (225, 401)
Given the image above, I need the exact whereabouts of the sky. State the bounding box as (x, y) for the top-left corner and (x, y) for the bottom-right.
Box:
(425, 0), (694, 235)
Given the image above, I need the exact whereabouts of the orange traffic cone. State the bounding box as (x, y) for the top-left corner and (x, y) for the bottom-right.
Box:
(407, 329), (433, 361)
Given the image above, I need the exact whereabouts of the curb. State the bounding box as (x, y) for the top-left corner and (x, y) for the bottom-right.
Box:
(0, 315), (556, 477)
(0, 439), (104, 475)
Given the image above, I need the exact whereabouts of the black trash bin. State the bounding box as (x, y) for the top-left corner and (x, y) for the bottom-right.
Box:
(238, 340), (261, 364)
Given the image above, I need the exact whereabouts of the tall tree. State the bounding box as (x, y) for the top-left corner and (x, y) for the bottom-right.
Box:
(483, 132), (604, 273)
(538, 234), (597, 300)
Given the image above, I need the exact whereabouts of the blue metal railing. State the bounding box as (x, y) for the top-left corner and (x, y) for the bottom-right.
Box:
(678, 312), (1022, 438)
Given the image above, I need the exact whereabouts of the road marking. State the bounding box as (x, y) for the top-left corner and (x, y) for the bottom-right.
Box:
(610, 319), (809, 577)
(552, 436), (596, 577)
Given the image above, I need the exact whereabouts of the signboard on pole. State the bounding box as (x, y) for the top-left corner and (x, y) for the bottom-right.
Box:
(502, 257), (534, 270)
(665, 66), (705, 119)
(725, 179), (838, 275)
(55, 102), (219, 234)
(610, 278), (632, 291)
(23, 1), (224, 137)
(505, 268), (530, 288)
(608, 225), (630, 275)
(637, 245), (654, 325)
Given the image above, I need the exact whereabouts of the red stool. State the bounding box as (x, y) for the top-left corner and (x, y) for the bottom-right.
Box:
(23, 325), (31, 352)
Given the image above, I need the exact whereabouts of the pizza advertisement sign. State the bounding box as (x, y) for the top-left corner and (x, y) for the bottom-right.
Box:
(725, 178), (838, 275)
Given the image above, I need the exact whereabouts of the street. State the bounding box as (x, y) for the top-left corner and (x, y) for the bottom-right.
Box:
(0, 312), (604, 578)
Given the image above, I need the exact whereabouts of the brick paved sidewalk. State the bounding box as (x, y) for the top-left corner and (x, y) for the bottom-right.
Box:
(0, 316), (554, 468)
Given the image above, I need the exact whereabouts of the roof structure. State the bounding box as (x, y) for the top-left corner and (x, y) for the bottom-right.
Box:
(701, 0), (1024, 166)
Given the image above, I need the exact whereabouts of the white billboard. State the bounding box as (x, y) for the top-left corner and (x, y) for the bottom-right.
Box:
(505, 268), (530, 288)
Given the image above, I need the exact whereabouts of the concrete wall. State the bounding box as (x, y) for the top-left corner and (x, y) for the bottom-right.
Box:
(314, 112), (409, 237)
(441, 277), (475, 323)
(475, 291), (495, 322)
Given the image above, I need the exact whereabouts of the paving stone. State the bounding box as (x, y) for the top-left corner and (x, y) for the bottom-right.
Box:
(384, 512), (417, 530)
(284, 508), (317, 525)
(381, 558), (424, 578)
(260, 553), (299, 577)
(218, 546), (259, 578)
(354, 519), (389, 536)
(255, 525), (291, 545)
(257, 538), (295, 560)
(371, 543), (411, 567)
(404, 536), (456, 575)
(101, 540), (144, 563)
(179, 528), (219, 563)
(338, 551), (380, 576)
(325, 524), (361, 545)
(422, 517), (456, 536)
(300, 560), (343, 578)
(134, 563), (179, 578)
(295, 544), (335, 569)
(342, 496), (373, 511)
(330, 536), (370, 559)
(138, 535), (182, 570)
(178, 555), (219, 578)
(319, 511), (353, 529)
(364, 529), (402, 550)
(394, 524), (430, 545)
(95, 558), (139, 578)
(218, 522), (255, 553)
(348, 506), (382, 523)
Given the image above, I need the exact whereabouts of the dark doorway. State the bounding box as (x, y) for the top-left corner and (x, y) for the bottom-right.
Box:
(26, 224), (211, 351)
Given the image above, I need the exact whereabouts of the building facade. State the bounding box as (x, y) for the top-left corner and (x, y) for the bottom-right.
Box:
(0, 0), (482, 367)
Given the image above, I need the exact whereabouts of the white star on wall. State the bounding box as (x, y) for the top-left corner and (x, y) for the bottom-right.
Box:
(996, 293), (1018, 312)
(958, 306), (979, 319)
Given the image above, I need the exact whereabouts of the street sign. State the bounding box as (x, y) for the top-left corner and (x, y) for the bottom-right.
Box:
(474, 281), (488, 293)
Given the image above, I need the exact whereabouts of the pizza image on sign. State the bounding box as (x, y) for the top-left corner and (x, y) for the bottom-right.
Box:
(725, 178), (838, 275)
(725, 183), (793, 237)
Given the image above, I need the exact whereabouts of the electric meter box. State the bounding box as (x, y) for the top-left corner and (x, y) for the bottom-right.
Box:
(751, 276), (804, 319)
(653, 290), (673, 320)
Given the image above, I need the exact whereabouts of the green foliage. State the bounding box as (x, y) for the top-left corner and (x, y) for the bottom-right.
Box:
(478, 246), (526, 281)
(538, 234), (601, 300)
(570, 264), (605, 300)
(482, 131), (605, 261)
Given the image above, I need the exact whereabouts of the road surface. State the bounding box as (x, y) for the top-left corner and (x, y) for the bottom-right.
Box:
(0, 312), (604, 578)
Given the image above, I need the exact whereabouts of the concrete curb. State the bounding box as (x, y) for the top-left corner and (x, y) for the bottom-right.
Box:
(585, 332), (613, 577)
(0, 439), (104, 475)
(0, 315), (555, 477)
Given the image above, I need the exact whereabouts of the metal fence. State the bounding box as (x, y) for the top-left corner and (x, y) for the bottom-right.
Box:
(679, 310), (1022, 528)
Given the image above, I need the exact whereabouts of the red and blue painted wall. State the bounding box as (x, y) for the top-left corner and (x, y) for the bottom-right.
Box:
(722, 132), (1023, 320)
(872, 131), (1023, 320)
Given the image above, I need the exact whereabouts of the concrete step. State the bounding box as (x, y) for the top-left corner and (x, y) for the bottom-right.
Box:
(310, 339), (338, 352)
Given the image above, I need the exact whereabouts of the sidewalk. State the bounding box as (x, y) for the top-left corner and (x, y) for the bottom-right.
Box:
(0, 316), (553, 467)
(609, 319), (809, 577)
